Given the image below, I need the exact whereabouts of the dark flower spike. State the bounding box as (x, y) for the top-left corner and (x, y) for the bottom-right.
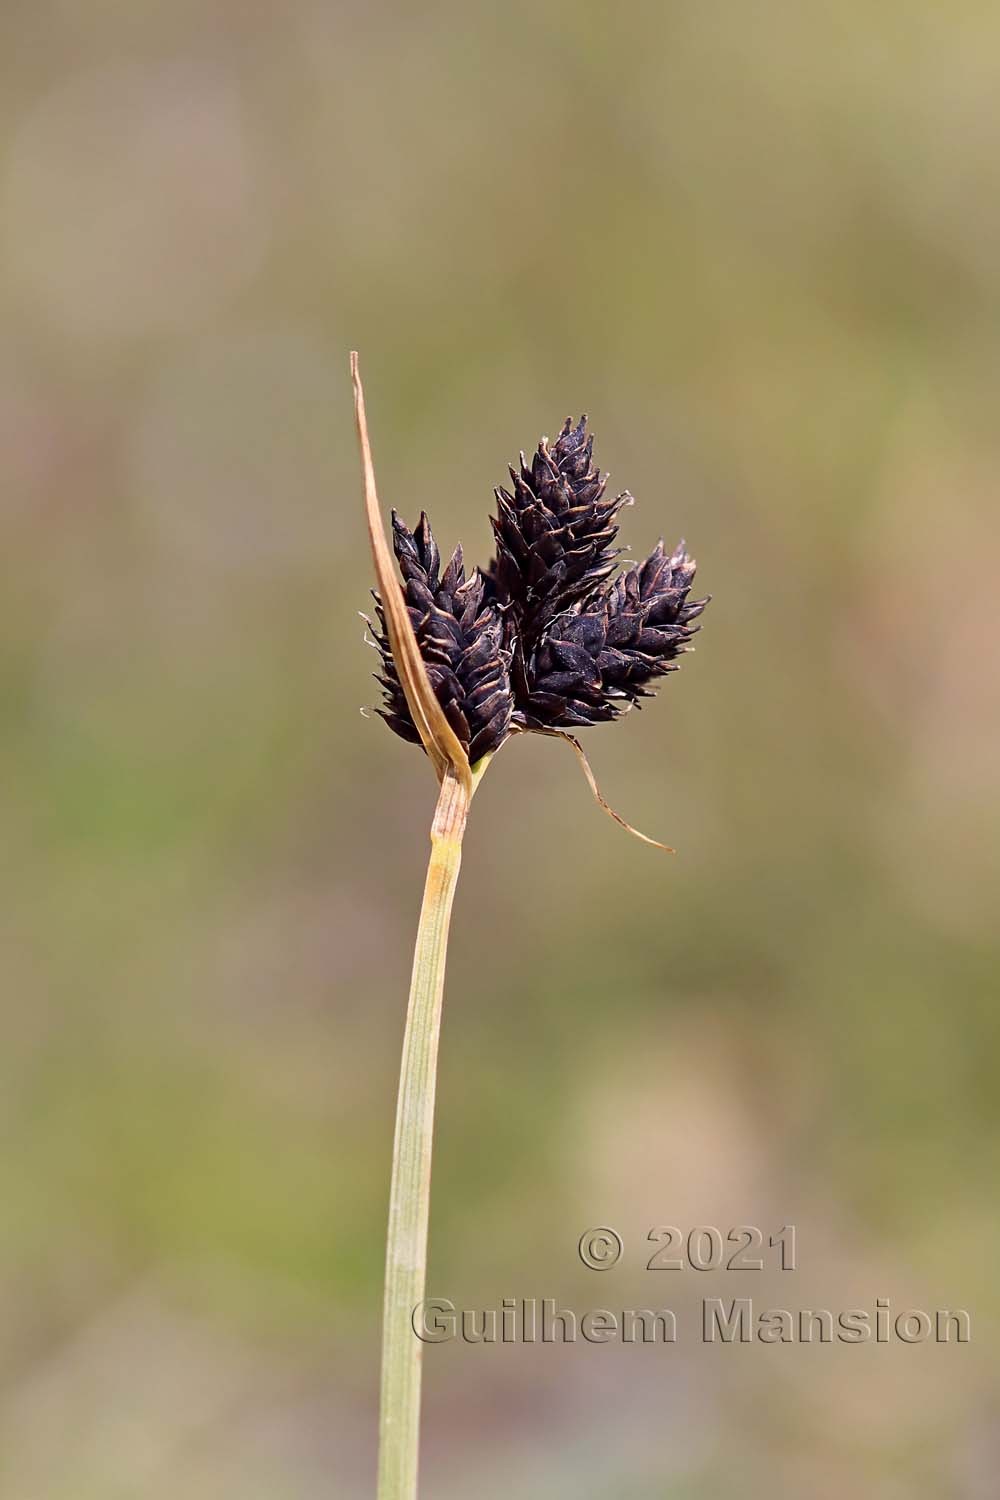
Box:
(360, 385), (710, 847)
(515, 537), (709, 730)
(371, 511), (513, 766)
(489, 415), (631, 646)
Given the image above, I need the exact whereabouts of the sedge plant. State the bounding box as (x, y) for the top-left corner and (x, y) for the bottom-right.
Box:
(351, 353), (709, 1499)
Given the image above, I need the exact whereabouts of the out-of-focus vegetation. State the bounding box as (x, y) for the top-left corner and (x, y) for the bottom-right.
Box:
(2, 3), (998, 1496)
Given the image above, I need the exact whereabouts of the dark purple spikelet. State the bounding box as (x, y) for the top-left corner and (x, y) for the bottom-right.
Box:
(370, 512), (513, 764)
(365, 416), (708, 757)
(489, 416), (631, 647)
(513, 538), (709, 729)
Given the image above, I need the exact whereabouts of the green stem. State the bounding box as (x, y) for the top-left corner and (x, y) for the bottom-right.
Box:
(377, 765), (481, 1499)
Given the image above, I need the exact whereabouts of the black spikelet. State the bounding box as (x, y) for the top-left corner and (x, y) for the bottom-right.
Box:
(371, 512), (513, 763)
(489, 416), (631, 647)
(514, 539), (709, 729)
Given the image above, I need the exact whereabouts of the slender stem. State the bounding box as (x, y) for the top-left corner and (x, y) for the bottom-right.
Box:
(377, 769), (472, 1500)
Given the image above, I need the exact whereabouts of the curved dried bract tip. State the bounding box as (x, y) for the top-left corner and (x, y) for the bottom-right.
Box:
(523, 725), (674, 852)
(372, 511), (513, 766)
(351, 352), (472, 790)
(488, 415), (630, 649)
(514, 537), (709, 730)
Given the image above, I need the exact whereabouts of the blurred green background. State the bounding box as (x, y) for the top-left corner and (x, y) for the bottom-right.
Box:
(3, 2), (999, 1496)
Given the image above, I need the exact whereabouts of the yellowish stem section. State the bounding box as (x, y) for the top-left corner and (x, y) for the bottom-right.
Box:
(376, 767), (478, 1500)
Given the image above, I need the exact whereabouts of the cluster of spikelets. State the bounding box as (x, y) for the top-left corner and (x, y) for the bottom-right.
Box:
(368, 416), (709, 766)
